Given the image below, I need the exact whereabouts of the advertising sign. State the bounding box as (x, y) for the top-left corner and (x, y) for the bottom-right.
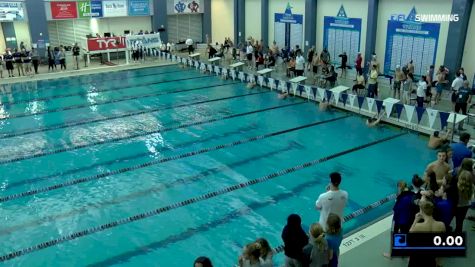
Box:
(51, 1), (78, 19)
(87, 37), (127, 51)
(128, 0), (150, 16)
(78, 1), (103, 18)
(102, 0), (127, 17)
(126, 33), (162, 49)
(0, 2), (25, 21)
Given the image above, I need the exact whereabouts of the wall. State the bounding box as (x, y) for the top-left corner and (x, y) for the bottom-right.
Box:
(376, 0), (452, 72)
(316, 0), (367, 60)
(97, 16), (152, 36)
(245, 0), (261, 40)
(0, 26), (6, 52)
(268, 0), (305, 48)
(13, 21), (32, 49)
(462, 2), (475, 84)
(211, 0), (233, 44)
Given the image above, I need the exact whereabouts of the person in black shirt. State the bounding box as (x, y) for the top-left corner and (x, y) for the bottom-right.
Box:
(13, 49), (23, 76)
(4, 50), (14, 77)
(73, 43), (80, 70)
(338, 52), (348, 78)
(31, 48), (40, 74)
(208, 45), (217, 58)
(282, 214), (308, 266)
(47, 46), (56, 72)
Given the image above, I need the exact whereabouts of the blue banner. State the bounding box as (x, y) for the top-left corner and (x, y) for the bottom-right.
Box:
(323, 16), (362, 66)
(384, 20), (440, 77)
(91, 0), (103, 17)
(415, 107), (425, 123)
(395, 103), (404, 119)
(128, 0), (150, 16)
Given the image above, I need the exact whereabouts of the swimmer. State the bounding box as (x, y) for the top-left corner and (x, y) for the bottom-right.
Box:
(278, 91), (289, 99)
(246, 81), (256, 89)
(428, 129), (451, 149)
(366, 111), (385, 127)
(319, 100), (331, 111)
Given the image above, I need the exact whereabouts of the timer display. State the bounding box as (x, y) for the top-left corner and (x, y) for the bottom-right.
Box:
(391, 233), (466, 257)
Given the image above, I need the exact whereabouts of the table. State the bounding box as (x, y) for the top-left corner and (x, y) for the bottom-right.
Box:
(257, 68), (274, 78)
(229, 62), (245, 71)
(209, 57), (221, 65)
(289, 76), (307, 84)
(189, 53), (200, 60)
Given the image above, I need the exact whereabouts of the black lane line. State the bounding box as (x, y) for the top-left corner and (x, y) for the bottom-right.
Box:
(0, 76), (225, 120)
(1, 73), (210, 106)
(0, 132), (406, 262)
(87, 168), (323, 266)
(0, 90), (271, 165)
(0, 80), (244, 139)
(3, 102), (306, 190)
(0, 142), (304, 237)
(0, 115), (349, 203)
(5, 66), (185, 94)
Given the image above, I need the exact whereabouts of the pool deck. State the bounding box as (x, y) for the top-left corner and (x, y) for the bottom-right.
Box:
(339, 209), (475, 267)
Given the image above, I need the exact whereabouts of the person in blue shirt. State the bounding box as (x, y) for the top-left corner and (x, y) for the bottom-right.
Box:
(454, 80), (472, 130)
(325, 213), (343, 267)
(450, 132), (472, 171)
(393, 180), (415, 233)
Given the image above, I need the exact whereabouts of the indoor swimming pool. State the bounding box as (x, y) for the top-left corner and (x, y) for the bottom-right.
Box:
(0, 65), (434, 266)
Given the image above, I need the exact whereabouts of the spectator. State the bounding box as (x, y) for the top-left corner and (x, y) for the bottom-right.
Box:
(393, 181), (416, 233)
(21, 48), (32, 76)
(295, 52), (305, 76)
(287, 57), (296, 77)
(324, 65), (337, 88)
(307, 46), (315, 71)
(194, 256), (213, 267)
(393, 65), (406, 99)
(4, 49), (14, 77)
(256, 238), (273, 267)
(59, 46), (66, 70)
(238, 243), (262, 267)
(450, 132), (472, 170)
(270, 41), (279, 55)
(282, 214), (309, 267)
(325, 213), (343, 267)
(435, 65), (448, 104)
(454, 80), (472, 131)
(13, 48), (23, 76)
(354, 52), (362, 78)
(255, 52), (265, 70)
(0, 54), (3, 78)
(352, 69), (365, 95)
(208, 45), (217, 59)
(264, 52), (276, 68)
(408, 201), (445, 267)
(186, 38), (194, 55)
(428, 130), (451, 149)
(455, 161), (475, 232)
(424, 150), (450, 187)
(402, 73), (414, 104)
(246, 42), (254, 69)
(337, 52), (348, 78)
(367, 64), (378, 98)
(407, 59), (415, 75)
(316, 172), (348, 231)
(451, 74), (464, 108)
(73, 43), (80, 70)
(416, 75), (427, 107)
(302, 223), (330, 267)
(456, 67), (468, 81)
(320, 48), (330, 65)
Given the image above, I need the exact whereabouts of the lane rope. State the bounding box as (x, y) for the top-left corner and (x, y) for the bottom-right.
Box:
(4, 102), (305, 190)
(0, 116), (349, 203)
(1, 74), (209, 106)
(272, 193), (398, 254)
(0, 132), (406, 262)
(0, 90), (271, 165)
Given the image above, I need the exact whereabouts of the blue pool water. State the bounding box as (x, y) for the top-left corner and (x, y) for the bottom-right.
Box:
(0, 65), (434, 266)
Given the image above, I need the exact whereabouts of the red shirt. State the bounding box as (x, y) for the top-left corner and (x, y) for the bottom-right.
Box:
(356, 56), (362, 68)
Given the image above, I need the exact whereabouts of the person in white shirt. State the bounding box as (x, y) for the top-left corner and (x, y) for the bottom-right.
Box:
(451, 75), (464, 108)
(315, 172), (348, 231)
(295, 52), (305, 76)
(186, 38), (194, 54)
(416, 75), (427, 108)
(246, 42), (254, 69)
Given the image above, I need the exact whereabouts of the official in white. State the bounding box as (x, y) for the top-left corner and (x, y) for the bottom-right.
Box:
(315, 172), (348, 231)
(186, 38), (194, 55)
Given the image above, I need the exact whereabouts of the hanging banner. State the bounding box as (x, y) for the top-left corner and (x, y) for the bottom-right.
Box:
(323, 5), (362, 66)
(128, 0), (150, 16)
(103, 0), (127, 17)
(0, 2), (25, 21)
(404, 104), (415, 122)
(383, 101), (395, 118)
(333, 91), (341, 104)
(77, 1), (102, 18)
(415, 107), (426, 123)
(367, 98), (375, 112)
(87, 37), (126, 51)
(274, 3), (304, 51)
(357, 96), (365, 109)
(426, 108), (438, 128)
(375, 100), (384, 113)
(318, 88), (325, 100)
(439, 111), (450, 129)
(384, 7), (440, 77)
(348, 94), (356, 107)
(51, 2), (78, 19)
(395, 103), (404, 119)
(126, 33), (162, 49)
(341, 93), (348, 106)
(173, 0), (202, 14)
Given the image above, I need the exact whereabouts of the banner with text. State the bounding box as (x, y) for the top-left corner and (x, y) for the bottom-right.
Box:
(274, 4), (303, 51)
(126, 33), (162, 48)
(51, 1), (78, 19)
(128, 0), (150, 16)
(0, 2), (26, 21)
(87, 37), (127, 51)
(102, 0), (127, 17)
(173, 0), (202, 14)
(77, 1), (103, 18)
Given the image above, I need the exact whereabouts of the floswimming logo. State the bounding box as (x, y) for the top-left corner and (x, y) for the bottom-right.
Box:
(415, 14), (459, 22)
